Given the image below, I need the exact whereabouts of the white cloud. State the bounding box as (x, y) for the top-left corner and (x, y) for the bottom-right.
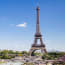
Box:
(16, 22), (27, 27)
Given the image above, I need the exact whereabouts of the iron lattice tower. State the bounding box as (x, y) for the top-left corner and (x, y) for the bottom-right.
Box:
(30, 6), (47, 56)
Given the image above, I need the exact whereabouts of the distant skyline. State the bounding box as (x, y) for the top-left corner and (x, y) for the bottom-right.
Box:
(0, 0), (65, 51)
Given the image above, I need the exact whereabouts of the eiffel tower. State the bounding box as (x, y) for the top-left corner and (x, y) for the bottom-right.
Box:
(29, 6), (47, 56)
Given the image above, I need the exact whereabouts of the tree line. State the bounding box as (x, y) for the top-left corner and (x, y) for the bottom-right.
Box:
(0, 50), (28, 59)
(0, 50), (65, 60)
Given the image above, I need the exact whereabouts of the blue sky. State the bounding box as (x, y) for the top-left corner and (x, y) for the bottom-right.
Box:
(0, 0), (65, 51)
